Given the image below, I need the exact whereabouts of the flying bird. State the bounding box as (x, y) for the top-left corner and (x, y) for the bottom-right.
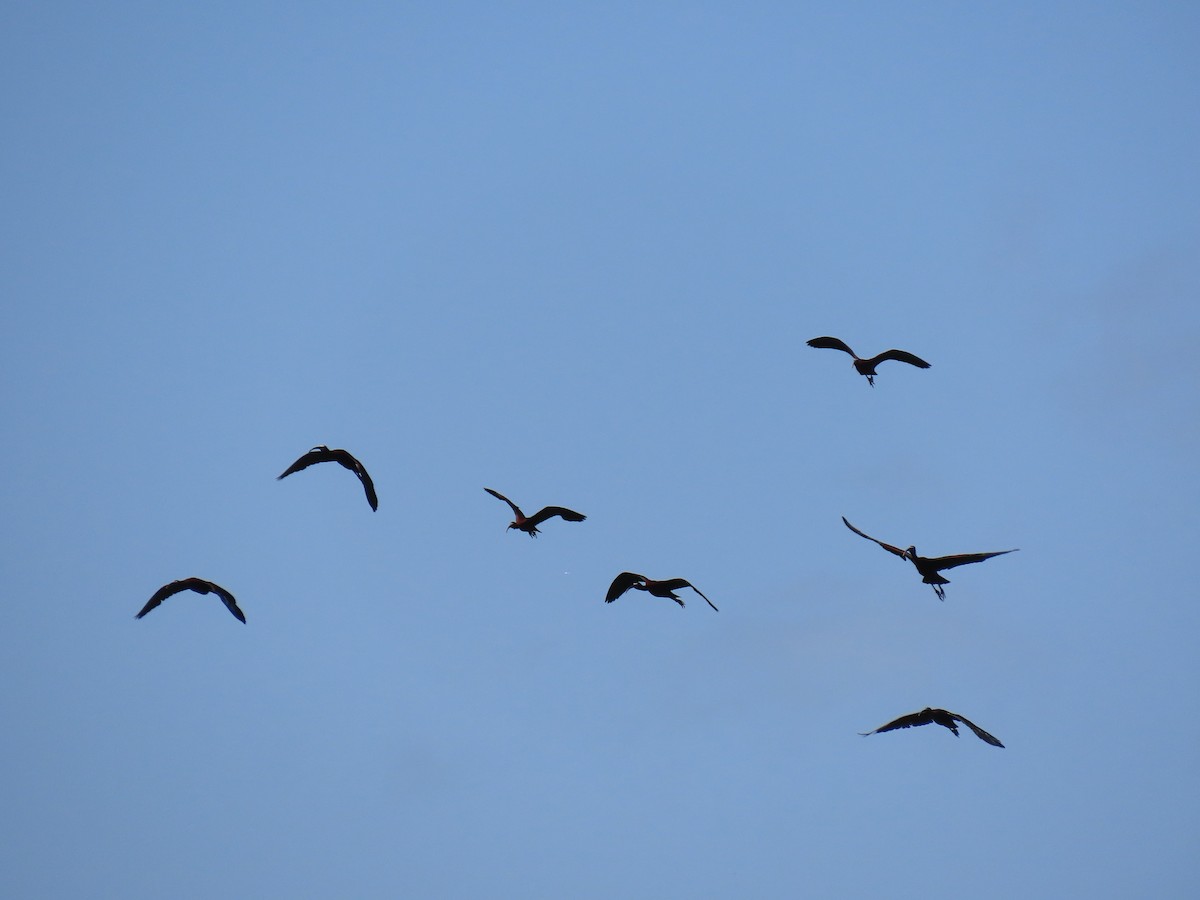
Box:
(604, 572), (719, 611)
(135, 577), (246, 624)
(278, 445), (378, 511)
(860, 707), (1005, 747)
(842, 516), (1016, 600)
(484, 488), (586, 537)
(806, 336), (930, 386)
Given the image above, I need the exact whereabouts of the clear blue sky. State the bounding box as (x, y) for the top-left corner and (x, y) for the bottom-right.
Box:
(3, 3), (1198, 897)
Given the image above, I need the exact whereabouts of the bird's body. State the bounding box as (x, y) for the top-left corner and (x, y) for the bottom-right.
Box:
(484, 488), (586, 537)
(278, 445), (378, 511)
(604, 572), (718, 611)
(842, 516), (1016, 600)
(806, 336), (930, 386)
(136, 577), (246, 624)
(860, 707), (1005, 747)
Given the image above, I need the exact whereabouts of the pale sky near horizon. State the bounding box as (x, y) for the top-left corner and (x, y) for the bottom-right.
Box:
(2, 4), (1198, 897)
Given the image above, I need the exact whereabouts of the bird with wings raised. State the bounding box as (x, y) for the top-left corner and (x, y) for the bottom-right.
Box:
(806, 336), (931, 386)
(135, 578), (246, 624)
(604, 572), (719, 611)
(484, 488), (586, 537)
(278, 445), (378, 511)
(842, 516), (1016, 600)
(860, 707), (1005, 747)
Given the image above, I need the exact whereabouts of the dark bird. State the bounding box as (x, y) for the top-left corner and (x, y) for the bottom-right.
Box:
(484, 488), (586, 537)
(278, 445), (378, 511)
(604, 572), (719, 611)
(135, 577), (246, 624)
(842, 516), (1016, 601)
(860, 707), (1005, 747)
(806, 336), (930, 386)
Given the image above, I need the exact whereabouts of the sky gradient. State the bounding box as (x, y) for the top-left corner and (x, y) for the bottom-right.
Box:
(3, 4), (1198, 897)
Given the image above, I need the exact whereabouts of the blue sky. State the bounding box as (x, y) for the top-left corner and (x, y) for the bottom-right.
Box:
(2, 3), (1198, 897)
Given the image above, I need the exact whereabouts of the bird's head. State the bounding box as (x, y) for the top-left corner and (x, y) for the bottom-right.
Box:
(310, 444), (330, 452)
(903, 546), (917, 560)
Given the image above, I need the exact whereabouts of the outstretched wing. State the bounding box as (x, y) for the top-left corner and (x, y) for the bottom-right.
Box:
(340, 453), (378, 511)
(277, 446), (331, 480)
(484, 488), (524, 519)
(206, 582), (247, 624)
(841, 517), (907, 559)
(860, 710), (931, 736)
(806, 336), (858, 358)
(135, 579), (191, 618)
(868, 349), (931, 370)
(927, 548), (1017, 572)
(659, 578), (719, 612)
(605, 572), (645, 603)
(527, 506), (587, 527)
(951, 713), (1005, 748)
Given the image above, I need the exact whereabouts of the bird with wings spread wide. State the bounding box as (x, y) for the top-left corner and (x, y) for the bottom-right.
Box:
(484, 488), (586, 537)
(841, 516), (1016, 600)
(860, 707), (1005, 747)
(278, 445), (378, 511)
(806, 336), (931, 386)
(135, 578), (246, 624)
(604, 572), (719, 611)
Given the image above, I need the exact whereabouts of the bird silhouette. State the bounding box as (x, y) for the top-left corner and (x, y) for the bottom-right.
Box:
(604, 572), (718, 611)
(278, 445), (378, 511)
(842, 517), (1016, 601)
(484, 488), (586, 537)
(806, 336), (930, 386)
(135, 577), (246, 624)
(860, 707), (1005, 747)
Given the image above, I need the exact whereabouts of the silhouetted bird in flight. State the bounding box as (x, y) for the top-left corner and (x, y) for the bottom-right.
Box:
(806, 336), (930, 386)
(484, 488), (586, 537)
(278, 445), (378, 511)
(604, 572), (719, 611)
(135, 578), (246, 624)
(842, 516), (1016, 600)
(860, 707), (1005, 747)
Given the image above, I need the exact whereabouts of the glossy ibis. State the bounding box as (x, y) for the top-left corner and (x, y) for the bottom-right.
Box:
(860, 707), (1005, 747)
(278, 445), (378, 511)
(806, 336), (930, 386)
(484, 488), (586, 537)
(135, 577), (246, 624)
(842, 516), (1016, 601)
(604, 572), (718, 611)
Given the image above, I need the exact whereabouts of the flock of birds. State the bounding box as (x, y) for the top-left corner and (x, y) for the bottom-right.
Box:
(136, 336), (1015, 749)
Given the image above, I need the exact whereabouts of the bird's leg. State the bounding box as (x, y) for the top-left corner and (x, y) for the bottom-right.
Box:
(866, 375), (875, 387)
(933, 584), (945, 601)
